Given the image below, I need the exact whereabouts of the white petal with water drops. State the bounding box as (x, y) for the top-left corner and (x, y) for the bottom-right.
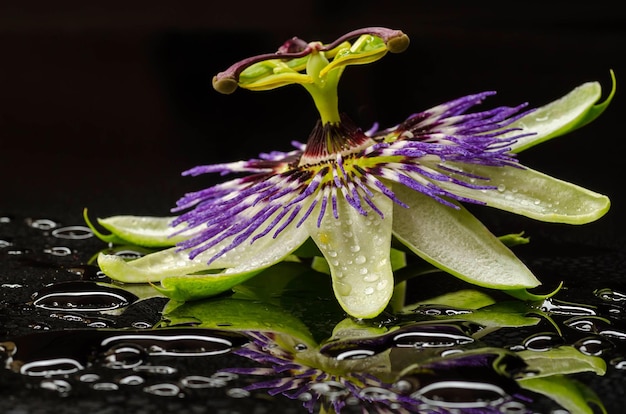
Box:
(305, 193), (395, 318)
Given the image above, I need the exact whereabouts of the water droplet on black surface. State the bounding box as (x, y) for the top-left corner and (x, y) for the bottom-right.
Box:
(43, 246), (73, 257)
(594, 288), (626, 303)
(143, 383), (181, 397)
(31, 281), (138, 311)
(99, 330), (245, 357)
(523, 332), (565, 351)
(180, 375), (227, 389)
(40, 379), (72, 396)
(411, 380), (507, 409)
(29, 219), (59, 230)
(226, 387), (250, 398)
(541, 297), (597, 316)
(20, 357), (85, 376)
(574, 336), (614, 356)
(102, 343), (147, 369)
(92, 382), (119, 391)
(51, 226), (93, 240)
(118, 374), (145, 386)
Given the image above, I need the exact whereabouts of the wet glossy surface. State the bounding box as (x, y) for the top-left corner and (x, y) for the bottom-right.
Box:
(1, 213), (625, 413)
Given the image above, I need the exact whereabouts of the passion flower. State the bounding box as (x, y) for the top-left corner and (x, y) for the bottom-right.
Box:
(92, 27), (613, 319)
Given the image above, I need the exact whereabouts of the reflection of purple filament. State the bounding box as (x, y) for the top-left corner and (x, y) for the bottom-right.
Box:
(221, 332), (526, 414)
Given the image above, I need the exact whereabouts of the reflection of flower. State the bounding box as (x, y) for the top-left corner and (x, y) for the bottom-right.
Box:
(223, 331), (523, 414)
(95, 27), (613, 319)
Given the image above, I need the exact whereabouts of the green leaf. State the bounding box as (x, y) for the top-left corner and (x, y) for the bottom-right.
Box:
(508, 71), (616, 153)
(392, 185), (540, 290)
(440, 163), (610, 224)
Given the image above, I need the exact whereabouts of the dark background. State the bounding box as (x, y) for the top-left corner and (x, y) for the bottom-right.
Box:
(0, 1), (624, 240)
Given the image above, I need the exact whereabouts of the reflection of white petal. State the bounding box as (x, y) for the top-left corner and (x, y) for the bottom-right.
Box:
(98, 212), (310, 283)
(439, 163), (610, 224)
(305, 192), (394, 318)
(392, 184), (539, 290)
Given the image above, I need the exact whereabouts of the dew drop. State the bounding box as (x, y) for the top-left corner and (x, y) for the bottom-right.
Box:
(359, 267), (368, 275)
(350, 245), (361, 253)
(134, 365), (178, 375)
(226, 387), (250, 398)
(114, 249), (145, 260)
(92, 382), (119, 391)
(336, 281), (352, 296)
(118, 375), (145, 386)
(364, 274), (379, 283)
(335, 349), (376, 360)
(102, 343), (147, 369)
(31, 281), (138, 312)
(496, 184), (506, 192)
(355, 255), (366, 264)
(574, 336), (613, 356)
(43, 246), (73, 257)
(411, 380), (506, 408)
(52, 225), (93, 240)
(21, 357), (85, 376)
(143, 383), (181, 397)
(328, 250), (338, 258)
(364, 287), (374, 295)
(181, 375), (226, 389)
(376, 280), (388, 290)
(40, 379), (72, 396)
(610, 357), (626, 370)
(594, 288), (626, 303)
(29, 218), (59, 230)
(523, 332), (564, 352)
(79, 373), (100, 383)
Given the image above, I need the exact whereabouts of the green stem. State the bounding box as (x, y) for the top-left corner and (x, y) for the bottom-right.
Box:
(303, 49), (341, 124)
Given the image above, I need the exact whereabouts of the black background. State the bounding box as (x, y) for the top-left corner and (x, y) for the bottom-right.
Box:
(1, 1), (624, 240)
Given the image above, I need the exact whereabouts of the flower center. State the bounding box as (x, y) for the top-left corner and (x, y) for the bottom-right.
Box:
(299, 114), (376, 167)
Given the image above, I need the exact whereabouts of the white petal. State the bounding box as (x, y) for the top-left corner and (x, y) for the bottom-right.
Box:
(305, 192), (395, 319)
(392, 184), (540, 290)
(505, 81), (602, 152)
(440, 163), (610, 224)
(98, 213), (310, 283)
